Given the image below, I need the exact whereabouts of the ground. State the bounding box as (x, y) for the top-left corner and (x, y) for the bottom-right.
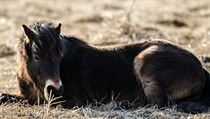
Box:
(0, 0), (210, 118)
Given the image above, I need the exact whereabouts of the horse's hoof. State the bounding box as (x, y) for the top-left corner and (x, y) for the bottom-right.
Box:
(0, 93), (8, 104)
(0, 93), (15, 104)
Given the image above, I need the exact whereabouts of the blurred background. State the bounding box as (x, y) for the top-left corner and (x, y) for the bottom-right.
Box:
(0, 0), (210, 96)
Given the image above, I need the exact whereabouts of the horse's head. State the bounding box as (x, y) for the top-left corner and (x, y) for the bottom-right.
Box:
(21, 22), (64, 99)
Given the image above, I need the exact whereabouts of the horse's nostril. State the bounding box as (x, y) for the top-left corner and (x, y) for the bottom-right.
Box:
(47, 86), (55, 95)
(47, 85), (63, 97)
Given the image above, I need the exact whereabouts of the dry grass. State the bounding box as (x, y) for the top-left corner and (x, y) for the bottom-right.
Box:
(0, 0), (210, 118)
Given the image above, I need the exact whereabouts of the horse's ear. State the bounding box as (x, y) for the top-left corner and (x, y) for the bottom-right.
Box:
(55, 23), (61, 34)
(22, 24), (36, 41)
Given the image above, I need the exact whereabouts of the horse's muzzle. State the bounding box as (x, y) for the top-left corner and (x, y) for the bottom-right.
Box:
(46, 85), (63, 97)
(44, 79), (63, 99)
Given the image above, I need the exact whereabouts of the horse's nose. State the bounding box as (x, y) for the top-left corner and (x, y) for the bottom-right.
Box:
(46, 85), (63, 97)
(44, 79), (63, 98)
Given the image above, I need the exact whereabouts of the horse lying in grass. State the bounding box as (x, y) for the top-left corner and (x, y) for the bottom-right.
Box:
(0, 22), (210, 113)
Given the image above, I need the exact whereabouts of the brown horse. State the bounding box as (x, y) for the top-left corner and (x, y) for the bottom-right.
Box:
(0, 22), (210, 113)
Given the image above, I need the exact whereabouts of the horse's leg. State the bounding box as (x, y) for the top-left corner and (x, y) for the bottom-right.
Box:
(0, 93), (24, 104)
(134, 51), (167, 107)
(0, 79), (41, 105)
(0, 79), (29, 104)
(140, 78), (167, 107)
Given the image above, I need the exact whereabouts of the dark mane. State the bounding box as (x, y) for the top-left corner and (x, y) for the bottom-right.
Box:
(29, 21), (60, 44)
(19, 22), (62, 59)
(61, 35), (90, 48)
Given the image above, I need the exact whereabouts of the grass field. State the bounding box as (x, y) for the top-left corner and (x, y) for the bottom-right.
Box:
(0, 0), (210, 118)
